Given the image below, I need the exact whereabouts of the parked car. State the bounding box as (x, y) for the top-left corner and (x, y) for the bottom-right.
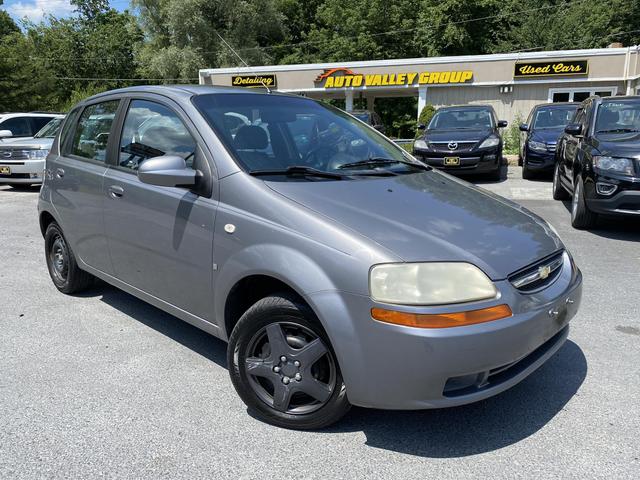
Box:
(350, 109), (385, 133)
(39, 86), (582, 429)
(519, 103), (578, 179)
(554, 95), (640, 229)
(0, 117), (63, 187)
(413, 105), (507, 180)
(0, 112), (63, 140)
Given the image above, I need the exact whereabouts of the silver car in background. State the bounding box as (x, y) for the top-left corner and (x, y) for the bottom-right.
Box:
(0, 117), (63, 186)
(38, 86), (582, 429)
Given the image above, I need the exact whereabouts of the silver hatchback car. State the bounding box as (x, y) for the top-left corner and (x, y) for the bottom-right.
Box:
(38, 86), (582, 429)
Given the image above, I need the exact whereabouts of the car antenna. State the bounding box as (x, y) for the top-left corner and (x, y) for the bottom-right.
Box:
(214, 30), (272, 94)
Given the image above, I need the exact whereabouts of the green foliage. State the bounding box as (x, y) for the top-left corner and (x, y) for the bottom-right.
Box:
(503, 112), (524, 155)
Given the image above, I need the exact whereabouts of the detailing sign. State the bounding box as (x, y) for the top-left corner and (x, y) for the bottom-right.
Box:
(514, 60), (588, 78)
(231, 74), (277, 88)
(314, 67), (473, 88)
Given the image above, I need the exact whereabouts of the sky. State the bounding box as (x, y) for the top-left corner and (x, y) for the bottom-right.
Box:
(2, 0), (129, 23)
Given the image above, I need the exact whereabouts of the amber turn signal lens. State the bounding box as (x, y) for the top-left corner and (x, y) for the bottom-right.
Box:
(371, 304), (513, 329)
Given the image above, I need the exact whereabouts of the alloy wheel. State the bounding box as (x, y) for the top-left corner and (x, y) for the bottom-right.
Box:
(244, 322), (336, 415)
(572, 181), (580, 219)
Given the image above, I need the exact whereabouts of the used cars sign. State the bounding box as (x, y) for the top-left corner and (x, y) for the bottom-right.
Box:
(514, 60), (588, 78)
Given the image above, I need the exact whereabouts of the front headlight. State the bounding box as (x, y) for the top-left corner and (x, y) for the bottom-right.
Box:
(478, 135), (500, 149)
(27, 149), (49, 160)
(528, 140), (547, 153)
(414, 139), (429, 150)
(370, 262), (497, 305)
(593, 156), (635, 176)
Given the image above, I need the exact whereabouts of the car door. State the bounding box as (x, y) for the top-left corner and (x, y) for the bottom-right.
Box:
(562, 103), (588, 185)
(102, 97), (216, 321)
(49, 99), (121, 274)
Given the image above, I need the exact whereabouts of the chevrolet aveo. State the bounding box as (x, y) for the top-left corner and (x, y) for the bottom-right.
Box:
(38, 86), (582, 429)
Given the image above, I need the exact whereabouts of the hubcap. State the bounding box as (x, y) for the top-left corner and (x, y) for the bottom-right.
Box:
(244, 322), (336, 415)
(572, 181), (580, 218)
(49, 234), (69, 282)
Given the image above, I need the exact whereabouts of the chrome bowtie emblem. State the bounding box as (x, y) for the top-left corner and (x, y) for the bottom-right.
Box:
(447, 141), (458, 150)
(538, 265), (552, 280)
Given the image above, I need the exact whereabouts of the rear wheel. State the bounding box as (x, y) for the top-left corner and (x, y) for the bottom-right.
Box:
(228, 294), (350, 430)
(44, 222), (93, 294)
(552, 163), (570, 200)
(571, 174), (598, 229)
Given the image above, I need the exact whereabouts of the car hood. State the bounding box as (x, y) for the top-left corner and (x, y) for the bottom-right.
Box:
(593, 132), (640, 157)
(266, 172), (562, 280)
(0, 138), (53, 149)
(531, 128), (564, 143)
(423, 128), (492, 143)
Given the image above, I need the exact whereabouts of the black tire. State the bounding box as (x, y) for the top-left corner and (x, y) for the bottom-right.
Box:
(44, 222), (93, 294)
(552, 162), (570, 200)
(228, 293), (350, 430)
(488, 165), (502, 181)
(522, 164), (534, 180)
(570, 174), (598, 229)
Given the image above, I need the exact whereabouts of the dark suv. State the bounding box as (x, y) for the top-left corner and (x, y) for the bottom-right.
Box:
(553, 95), (640, 228)
(413, 105), (507, 180)
(519, 103), (578, 179)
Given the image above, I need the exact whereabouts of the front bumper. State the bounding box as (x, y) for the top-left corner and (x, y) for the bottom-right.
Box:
(586, 173), (640, 216)
(413, 147), (500, 175)
(524, 148), (555, 172)
(0, 160), (45, 184)
(308, 253), (582, 410)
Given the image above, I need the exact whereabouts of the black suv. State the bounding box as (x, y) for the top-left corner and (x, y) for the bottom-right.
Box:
(553, 95), (640, 228)
(519, 102), (578, 179)
(413, 105), (507, 180)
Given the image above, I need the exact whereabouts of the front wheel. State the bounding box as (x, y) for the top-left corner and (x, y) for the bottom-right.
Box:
(571, 174), (598, 229)
(44, 222), (93, 294)
(552, 163), (570, 200)
(228, 294), (350, 430)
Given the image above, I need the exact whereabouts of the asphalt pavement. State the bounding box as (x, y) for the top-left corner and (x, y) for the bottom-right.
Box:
(1, 168), (639, 479)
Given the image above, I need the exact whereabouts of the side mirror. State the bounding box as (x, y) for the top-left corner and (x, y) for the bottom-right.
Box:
(564, 123), (582, 136)
(373, 124), (386, 133)
(417, 123), (426, 130)
(0, 130), (13, 139)
(519, 123), (529, 132)
(138, 155), (198, 187)
(497, 120), (508, 128)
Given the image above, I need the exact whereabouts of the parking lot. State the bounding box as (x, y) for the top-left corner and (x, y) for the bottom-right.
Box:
(1, 168), (639, 479)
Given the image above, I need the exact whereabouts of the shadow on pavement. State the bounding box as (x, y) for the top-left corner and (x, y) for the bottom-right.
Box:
(87, 283), (586, 457)
(560, 200), (640, 240)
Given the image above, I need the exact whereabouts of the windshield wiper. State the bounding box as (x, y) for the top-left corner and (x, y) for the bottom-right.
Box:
(337, 157), (429, 171)
(249, 165), (344, 180)
(596, 128), (640, 134)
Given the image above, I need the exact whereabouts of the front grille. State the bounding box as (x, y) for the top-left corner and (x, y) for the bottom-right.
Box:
(508, 250), (564, 292)
(0, 173), (29, 179)
(0, 149), (31, 161)
(429, 141), (477, 152)
(546, 143), (557, 153)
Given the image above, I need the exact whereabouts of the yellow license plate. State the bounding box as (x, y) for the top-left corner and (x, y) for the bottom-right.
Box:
(444, 157), (460, 166)
(0, 166), (11, 175)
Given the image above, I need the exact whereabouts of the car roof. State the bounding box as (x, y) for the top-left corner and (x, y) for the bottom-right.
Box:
(437, 105), (494, 111)
(0, 112), (63, 118)
(82, 85), (299, 105)
(533, 102), (579, 109)
(600, 95), (640, 102)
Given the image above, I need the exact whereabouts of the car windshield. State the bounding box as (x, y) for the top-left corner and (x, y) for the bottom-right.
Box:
(428, 108), (493, 130)
(34, 118), (63, 138)
(532, 107), (577, 129)
(193, 94), (424, 179)
(595, 101), (640, 134)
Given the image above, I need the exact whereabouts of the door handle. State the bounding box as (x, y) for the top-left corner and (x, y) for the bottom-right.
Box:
(55, 168), (65, 178)
(108, 185), (124, 199)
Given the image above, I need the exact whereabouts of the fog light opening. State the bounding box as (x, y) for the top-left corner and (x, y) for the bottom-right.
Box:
(596, 182), (617, 196)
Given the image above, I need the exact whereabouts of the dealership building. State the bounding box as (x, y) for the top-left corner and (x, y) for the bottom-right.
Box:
(200, 45), (640, 124)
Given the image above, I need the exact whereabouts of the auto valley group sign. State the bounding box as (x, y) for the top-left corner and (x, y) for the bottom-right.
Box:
(514, 60), (588, 78)
(314, 68), (473, 88)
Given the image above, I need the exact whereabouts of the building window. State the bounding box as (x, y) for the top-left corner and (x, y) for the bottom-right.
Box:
(549, 86), (617, 103)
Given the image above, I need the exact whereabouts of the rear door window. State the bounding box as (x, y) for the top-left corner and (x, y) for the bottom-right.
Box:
(71, 101), (120, 162)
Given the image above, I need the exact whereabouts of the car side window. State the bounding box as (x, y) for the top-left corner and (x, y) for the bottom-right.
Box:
(0, 117), (31, 137)
(60, 109), (80, 151)
(71, 101), (119, 162)
(31, 117), (54, 133)
(118, 100), (196, 171)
